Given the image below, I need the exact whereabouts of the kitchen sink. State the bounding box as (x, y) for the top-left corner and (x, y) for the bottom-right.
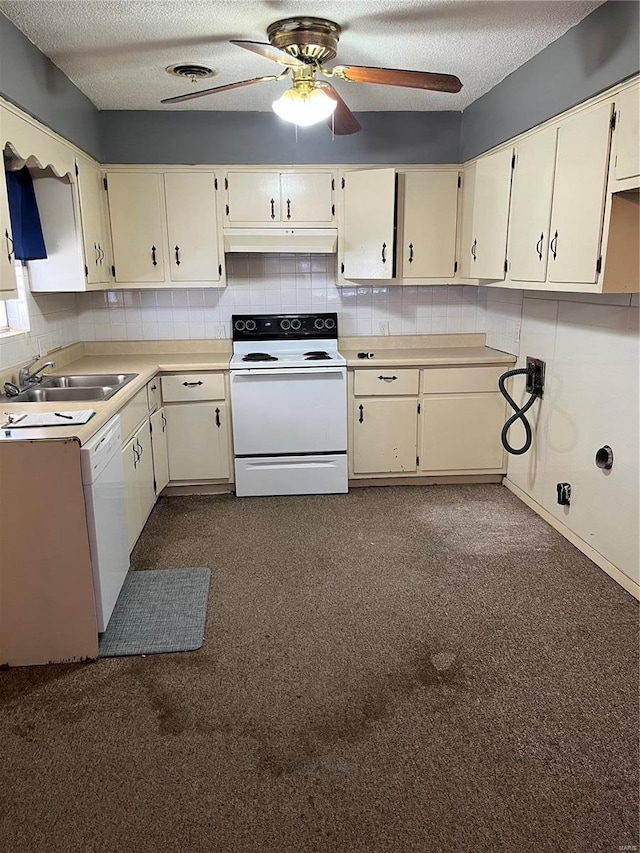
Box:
(10, 386), (116, 402)
(1, 372), (137, 403)
(40, 373), (136, 389)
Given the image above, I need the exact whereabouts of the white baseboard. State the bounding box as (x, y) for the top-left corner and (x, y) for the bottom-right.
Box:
(504, 478), (639, 600)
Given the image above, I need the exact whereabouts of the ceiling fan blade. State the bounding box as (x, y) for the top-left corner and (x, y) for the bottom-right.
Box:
(321, 84), (361, 135)
(161, 76), (276, 105)
(230, 40), (307, 67)
(332, 65), (462, 94)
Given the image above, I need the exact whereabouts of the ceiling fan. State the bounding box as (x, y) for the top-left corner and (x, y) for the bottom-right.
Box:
(160, 17), (463, 135)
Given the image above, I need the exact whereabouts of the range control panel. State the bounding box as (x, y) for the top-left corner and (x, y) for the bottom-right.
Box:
(231, 313), (338, 341)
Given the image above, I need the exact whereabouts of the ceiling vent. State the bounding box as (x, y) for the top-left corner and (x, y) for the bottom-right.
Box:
(165, 63), (216, 82)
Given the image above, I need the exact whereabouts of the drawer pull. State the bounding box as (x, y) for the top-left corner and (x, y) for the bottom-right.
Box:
(182, 380), (204, 387)
(378, 375), (397, 382)
(358, 404), (364, 424)
(215, 407), (221, 428)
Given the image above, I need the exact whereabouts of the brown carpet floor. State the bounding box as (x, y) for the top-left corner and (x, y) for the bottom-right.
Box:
(1, 484), (638, 853)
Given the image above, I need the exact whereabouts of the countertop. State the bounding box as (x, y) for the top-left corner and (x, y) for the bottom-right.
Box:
(0, 340), (514, 445)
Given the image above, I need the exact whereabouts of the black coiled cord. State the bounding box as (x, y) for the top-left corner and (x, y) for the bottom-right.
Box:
(498, 368), (538, 455)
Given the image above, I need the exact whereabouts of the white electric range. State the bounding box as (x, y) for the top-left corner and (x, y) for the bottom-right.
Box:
(229, 312), (348, 497)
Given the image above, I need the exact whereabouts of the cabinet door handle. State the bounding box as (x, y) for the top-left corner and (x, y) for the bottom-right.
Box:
(215, 407), (221, 428)
(132, 444), (139, 468)
(151, 245), (157, 267)
(471, 239), (477, 261)
(150, 384), (157, 392)
(358, 404), (364, 424)
(183, 380), (203, 387)
(98, 244), (104, 264)
(535, 233), (544, 261)
(286, 198), (291, 220)
(381, 242), (387, 264)
(550, 230), (558, 260)
(408, 243), (414, 264)
(174, 245), (181, 266)
(5, 229), (14, 263)
(136, 439), (143, 458)
(94, 242), (100, 266)
(161, 412), (167, 431)
(378, 375), (397, 382)
(270, 198), (275, 219)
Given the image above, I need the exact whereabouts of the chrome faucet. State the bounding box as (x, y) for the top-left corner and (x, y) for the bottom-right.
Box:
(18, 355), (56, 387)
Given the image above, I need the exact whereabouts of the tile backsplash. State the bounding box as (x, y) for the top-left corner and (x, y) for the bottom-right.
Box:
(76, 253), (491, 344)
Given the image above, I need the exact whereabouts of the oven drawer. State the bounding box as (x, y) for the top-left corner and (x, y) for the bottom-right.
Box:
(235, 454), (348, 497)
(161, 372), (225, 402)
(354, 368), (419, 396)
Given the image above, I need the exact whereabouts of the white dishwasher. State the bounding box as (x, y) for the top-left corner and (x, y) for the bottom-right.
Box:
(81, 415), (129, 632)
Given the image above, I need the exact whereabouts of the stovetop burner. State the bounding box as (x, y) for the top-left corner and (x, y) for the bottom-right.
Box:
(242, 352), (278, 362)
(305, 351), (331, 360)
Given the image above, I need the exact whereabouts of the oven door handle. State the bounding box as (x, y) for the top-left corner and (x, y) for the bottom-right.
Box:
(231, 367), (346, 377)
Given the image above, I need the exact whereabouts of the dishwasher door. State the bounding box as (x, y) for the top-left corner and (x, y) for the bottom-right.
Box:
(81, 416), (129, 632)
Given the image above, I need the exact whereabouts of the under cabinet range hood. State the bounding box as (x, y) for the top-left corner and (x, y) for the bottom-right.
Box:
(223, 227), (337, 254)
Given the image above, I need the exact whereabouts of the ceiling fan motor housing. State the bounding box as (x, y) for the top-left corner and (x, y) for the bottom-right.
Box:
(267, 17), (341, 65)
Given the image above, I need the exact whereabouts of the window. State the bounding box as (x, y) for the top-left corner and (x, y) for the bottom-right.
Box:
(0, 262), (30, 337)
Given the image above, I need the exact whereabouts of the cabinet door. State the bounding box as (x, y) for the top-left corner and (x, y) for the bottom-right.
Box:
(421, 394), (506, 472)
(0, 158), (17, 297)
(472, 148), (513, 279)
(402, 171), (458, 278)
(122, 437), (141, 552)
(165, 402), (230, 481)
(77, 158), (111, 285)
(343, 168), (396, 280)
(548, 102), (613, 285)
(353, 398), (417, 474)
(226, 171), (280, 223)
(150, 408), (170, 494)
(107, 172), (165, 282)
(280, 172), (334, 223)
(614, 84), (640, 181)
(164, 172), (221, 283)
(134, 419), (156, 522)
(508, 128), (557, 282)
(457, 163), (476, 279)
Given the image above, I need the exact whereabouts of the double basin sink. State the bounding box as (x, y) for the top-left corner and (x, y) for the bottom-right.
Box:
(3, 373), (137, 403)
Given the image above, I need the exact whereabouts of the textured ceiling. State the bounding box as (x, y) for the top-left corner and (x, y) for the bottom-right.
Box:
(0, 0), (603, 112)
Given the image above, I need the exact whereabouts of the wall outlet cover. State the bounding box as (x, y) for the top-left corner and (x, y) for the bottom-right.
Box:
(214, 324), (227, 339)
(36, 335), (48, 357)
(379, 321), (390, 336)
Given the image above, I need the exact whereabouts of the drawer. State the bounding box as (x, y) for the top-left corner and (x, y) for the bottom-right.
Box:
(161, 372), (225, 402)
(118, 387), (149, 443)
(353, 369), (419, 396)
(421, 366), (505, 394)
(147, 377), (161, 412)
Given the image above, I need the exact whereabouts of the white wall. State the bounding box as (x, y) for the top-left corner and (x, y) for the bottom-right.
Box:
(0, 266), (80, 371)
(75, 254), (486, 342)
(505, 291), (639, 584)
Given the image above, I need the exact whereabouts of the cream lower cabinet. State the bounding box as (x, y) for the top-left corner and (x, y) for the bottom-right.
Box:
(150, 407), (170, 495)
(122, 419), (156, 552)
(161, 372), (231, 483)
(420, 367), (507, 473)
(351, 368), (420, 475)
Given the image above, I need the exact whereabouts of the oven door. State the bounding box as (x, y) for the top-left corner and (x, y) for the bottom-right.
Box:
(230, 367), (347, 456)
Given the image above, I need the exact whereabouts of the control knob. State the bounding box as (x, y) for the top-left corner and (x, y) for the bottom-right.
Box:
(234, 319), (246, 331)
(280, 318), (291, 330)
(290, 318), (302, 330)
(314, 318), (325, 330)
(245, 319), (257, 331)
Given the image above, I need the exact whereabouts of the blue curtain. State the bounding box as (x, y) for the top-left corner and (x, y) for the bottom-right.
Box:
(5, 165), (47, 261)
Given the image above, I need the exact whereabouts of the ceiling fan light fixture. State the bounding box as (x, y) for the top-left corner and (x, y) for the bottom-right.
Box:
(272, 85), (337, 127)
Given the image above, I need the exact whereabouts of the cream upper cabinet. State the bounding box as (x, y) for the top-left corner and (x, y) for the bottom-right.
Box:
(400, 170), (458, 279)
(76, 157), (112, 285)
(164, 172), (221, 284)
(342, 168), (396, 280)
(469, 147), (514, 279)
(457, 162), (476, 279)
(225, 170), (334, 226)
(108, 172), (166, 283)
(548, 101), (613, 285)
(107, 170), (224, 287)
(507, 127), (558, 283)
(613, 82), (640, 182)
(0, 156), (17, 297)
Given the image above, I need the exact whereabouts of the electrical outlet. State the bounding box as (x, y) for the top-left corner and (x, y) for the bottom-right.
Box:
(36, 335), (48, 358)
(378, 321), (390, 336)
(526, 356), (545, 398)
(214, 324), (227, 339)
